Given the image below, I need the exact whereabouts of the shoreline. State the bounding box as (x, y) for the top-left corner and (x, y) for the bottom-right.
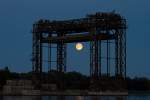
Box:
(0, 90), (128, 96)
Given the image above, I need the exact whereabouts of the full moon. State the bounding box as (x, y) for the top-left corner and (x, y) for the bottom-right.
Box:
(75, 43), (83, 51)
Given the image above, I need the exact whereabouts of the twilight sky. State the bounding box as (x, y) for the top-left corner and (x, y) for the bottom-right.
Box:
(0, 0), (150, 78)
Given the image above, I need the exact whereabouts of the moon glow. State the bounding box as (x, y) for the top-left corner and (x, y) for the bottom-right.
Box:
(75, 43), (83, 51)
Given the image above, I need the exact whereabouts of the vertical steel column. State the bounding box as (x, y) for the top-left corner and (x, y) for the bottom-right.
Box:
(106, 32), (110, 77)
(115, 28), (126, 78)
(90, 28), (99, 78)
(119, 29), (126, 78)
(94, 40), (99, 78)
(124, 20), (127, 78)
(32, 24), (36, 74)
(57, 32), (67, 90)
(119, 29), (123, 77)
(90, 41), (93, 77)
(39, 33), (42, 76)
(32, 26), (42, 89)
(48, 34), (51, 72)
(124, 29), (127, 78)
(115, 30), (119, 77)
(97, 28), (102, 77)
(90, 28), (101, 91)
(57, 33), (67, 72)
(98, 40), (101, 77)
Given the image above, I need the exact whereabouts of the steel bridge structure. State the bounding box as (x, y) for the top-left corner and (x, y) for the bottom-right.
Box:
(32, 12), (127, 89)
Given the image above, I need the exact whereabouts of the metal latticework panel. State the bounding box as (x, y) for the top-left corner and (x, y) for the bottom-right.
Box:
(115, 29), (126, 78)
(57, 33), (67, 72)
(32, 25), (43, 89)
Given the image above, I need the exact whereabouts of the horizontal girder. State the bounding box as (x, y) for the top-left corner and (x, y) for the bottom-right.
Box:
(32, 12), (126, 33)
(42, 33), (115, 43)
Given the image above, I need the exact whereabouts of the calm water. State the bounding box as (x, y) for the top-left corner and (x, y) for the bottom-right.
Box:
(0, 95), (150, 100)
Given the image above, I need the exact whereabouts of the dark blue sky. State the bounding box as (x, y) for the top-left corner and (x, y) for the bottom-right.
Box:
(0, 0), (150, 78)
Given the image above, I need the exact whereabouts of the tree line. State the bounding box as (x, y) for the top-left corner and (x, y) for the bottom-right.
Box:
(0, 67), (150, 91)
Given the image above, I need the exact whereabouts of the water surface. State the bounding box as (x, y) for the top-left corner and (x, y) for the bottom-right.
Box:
(1, 95), (150, 100)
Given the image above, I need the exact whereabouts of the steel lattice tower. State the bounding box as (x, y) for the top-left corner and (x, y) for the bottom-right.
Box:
(32, 12), (127, 89)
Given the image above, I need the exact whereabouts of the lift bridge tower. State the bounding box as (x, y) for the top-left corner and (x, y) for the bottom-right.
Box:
(32, 12), (127, 90)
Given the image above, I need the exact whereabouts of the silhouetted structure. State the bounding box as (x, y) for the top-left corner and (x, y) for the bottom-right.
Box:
(32, 12), (127, 90)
